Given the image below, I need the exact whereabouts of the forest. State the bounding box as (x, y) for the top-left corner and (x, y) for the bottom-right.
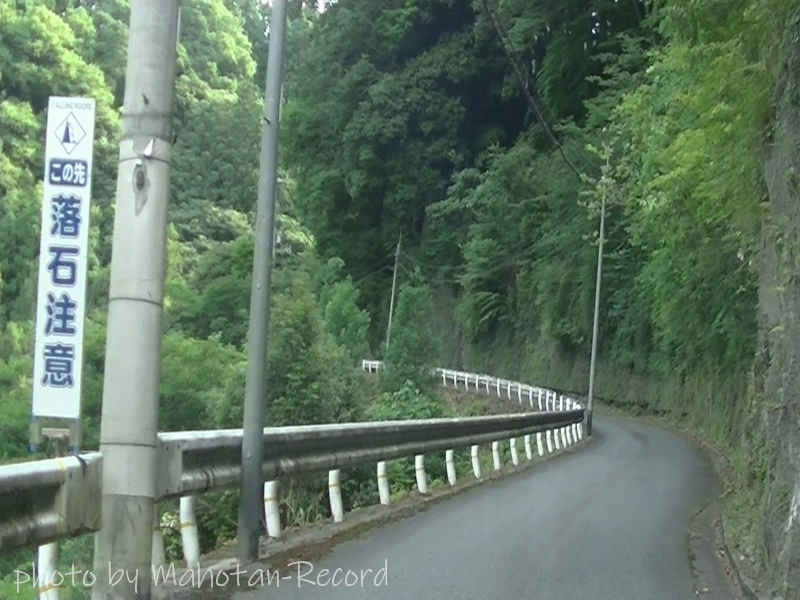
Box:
(2, 0), (800, 596)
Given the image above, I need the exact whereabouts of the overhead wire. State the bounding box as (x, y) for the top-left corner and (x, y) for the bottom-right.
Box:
(355, 3), (598, 291)
(479, 0), (589, 179)
(398, 239), (545, 287)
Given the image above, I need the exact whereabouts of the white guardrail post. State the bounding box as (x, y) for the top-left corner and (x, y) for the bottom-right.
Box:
(37, 541), (59, 599)
(510, 437), (519, 466)
(180, 495), (200, 566)
(446, 449), (456, 486)
(415, 455), (428, 494)
(377, 461), (390, 505)
(492, 441), (501, 471)
(471, 445), (481, 479)
(329, 469), (344, 522)
(263, 480), (281, 538)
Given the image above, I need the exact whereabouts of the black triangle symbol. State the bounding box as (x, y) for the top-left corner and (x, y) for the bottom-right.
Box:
(61, 122), (72, 144)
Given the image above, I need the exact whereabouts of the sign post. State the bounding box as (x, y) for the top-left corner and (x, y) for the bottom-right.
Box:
(30, 96), (96, 454)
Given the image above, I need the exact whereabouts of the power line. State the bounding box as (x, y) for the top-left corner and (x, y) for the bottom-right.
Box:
(479, 0), (585, 179)
(351, 263), (393, 286)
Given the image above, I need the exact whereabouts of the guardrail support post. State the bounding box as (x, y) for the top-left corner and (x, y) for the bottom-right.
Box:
(37, 541), (60, 599)
(551, 427), (560, 450)
(445, 449), (456, 486)
(509, 438), (519, 466)
(151, 506), (165, 568)
(560, 427), (567, 448)
(377, 461), (391, 505)
(328, 470), (344, 523)
(492, 441), (501, 471)
(180, 495), (200, 567)
(566, 423), (573, 446)
(471, 445), (481, 479)
(263, 480), (281, 538)
(524, 434), (532, 460)
(536, 432), (545, 456)
(414, 455), (428, 494)
(537, 389), (543, 411)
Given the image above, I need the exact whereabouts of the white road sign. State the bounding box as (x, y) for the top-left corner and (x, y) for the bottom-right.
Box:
(31, 97), (96, 420)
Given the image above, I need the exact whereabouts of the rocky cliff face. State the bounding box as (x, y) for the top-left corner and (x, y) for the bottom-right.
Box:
(755, 15), (800, 596)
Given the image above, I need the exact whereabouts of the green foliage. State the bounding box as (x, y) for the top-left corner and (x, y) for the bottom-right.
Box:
(0, 0), (394, 567)
(322, 277), (371, 365)
(366, 381), (453, 490)
(3, 0), (798, 581)
(381, 282), (439, 393)
(266, 270), (363, 426)
(159, 332), (246, 431)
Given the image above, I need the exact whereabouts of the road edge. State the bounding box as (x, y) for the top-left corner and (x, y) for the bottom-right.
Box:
(595, 401), (774, 600)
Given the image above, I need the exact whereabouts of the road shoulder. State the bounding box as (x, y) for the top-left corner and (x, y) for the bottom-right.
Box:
(595, 402), (768, 600)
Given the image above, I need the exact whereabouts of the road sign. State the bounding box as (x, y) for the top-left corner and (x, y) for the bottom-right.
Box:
(31, 97), (95, 422)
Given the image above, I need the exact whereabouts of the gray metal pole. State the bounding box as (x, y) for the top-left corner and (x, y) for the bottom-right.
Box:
(385, 232), (402, 351)
(586, 188), (606, 436)
(92, 1), (180, 598)
(237, 0), (288, 562)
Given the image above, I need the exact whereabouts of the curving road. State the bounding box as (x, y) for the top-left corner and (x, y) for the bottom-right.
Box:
(232, 414), (736, 600)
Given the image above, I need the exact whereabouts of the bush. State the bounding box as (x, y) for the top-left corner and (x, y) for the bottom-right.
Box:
(381, 283), (440, 394)
(366, 381), (453, 491)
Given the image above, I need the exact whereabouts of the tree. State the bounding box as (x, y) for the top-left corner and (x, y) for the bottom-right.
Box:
(381, 282), (439, 393)
(322, 278), (371, 365)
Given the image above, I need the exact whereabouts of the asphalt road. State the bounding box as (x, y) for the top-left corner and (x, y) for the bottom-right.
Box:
(233, 415), (734, 600)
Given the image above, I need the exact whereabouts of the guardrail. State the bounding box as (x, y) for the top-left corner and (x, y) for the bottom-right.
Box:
(362, 360), (557, 409)
(0, 452), (102, 551)
(0, 364), (585, 573)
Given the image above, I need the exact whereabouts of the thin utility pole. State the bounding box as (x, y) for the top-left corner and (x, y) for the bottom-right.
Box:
(385, 232), (402, 351)
(586, 168), (607, 437)
(238, 0), (288, 562)
(92, 1), (180, 598)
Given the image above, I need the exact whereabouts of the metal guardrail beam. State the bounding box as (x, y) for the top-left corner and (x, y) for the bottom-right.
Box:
(155, 410), (584, 498)
(0, 452), (102, 553)
(1, 363), (585, 555)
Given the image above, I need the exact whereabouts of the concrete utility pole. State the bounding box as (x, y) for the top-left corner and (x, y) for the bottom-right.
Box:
(385, 232), (402, 351)
(92, 1), (180, 598)
(586, 170), (607, 437)
(238, 0), (288, 562)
